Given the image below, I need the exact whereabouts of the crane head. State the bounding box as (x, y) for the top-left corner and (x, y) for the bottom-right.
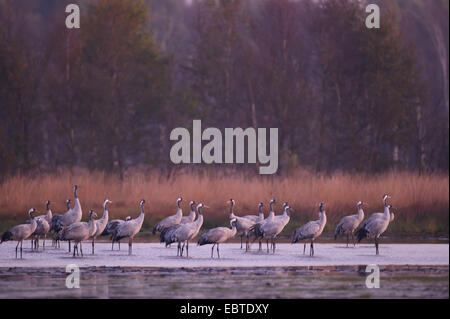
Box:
(28, 208), (36, 217)
(139, 199), (146, 206)
(258, 202), (264, 208)
(46, 200), (51, 209)
(125, 216), (132, 221)
(89, 210), (98, 219)
(319, 202), (324, 212)
(357, 201), (363, 207)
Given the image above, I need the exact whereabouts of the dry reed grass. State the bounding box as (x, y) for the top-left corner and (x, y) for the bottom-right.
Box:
(0, 169), (448, 233)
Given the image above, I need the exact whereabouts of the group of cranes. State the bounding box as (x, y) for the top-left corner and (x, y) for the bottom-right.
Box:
(0, 185), (395, 259)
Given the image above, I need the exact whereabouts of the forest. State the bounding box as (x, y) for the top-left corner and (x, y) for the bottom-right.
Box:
(0, 0), (448, 177)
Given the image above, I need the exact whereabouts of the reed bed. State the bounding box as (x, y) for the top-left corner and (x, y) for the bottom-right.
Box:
(0, 169), (448, 234)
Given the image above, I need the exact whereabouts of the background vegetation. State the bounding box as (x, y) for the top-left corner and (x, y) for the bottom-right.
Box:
(0, 0), (448, 237)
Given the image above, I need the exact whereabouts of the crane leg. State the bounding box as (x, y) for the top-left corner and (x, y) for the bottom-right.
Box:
(303, 242), (306, 255)
(43, 234), (46, 250)
(80, 242), (84, 257)
(310, 241), (314, 256)
(186, 241), (189, 258)
(69, 240), (71, 253)
(346, 235), (349, 247)
(375, 238), (379, 255)
(92, 239), (95, 254)
(211, 244), (215, 258)
(15, 241), (20, 259)
(217, 243), (220, 259)
(119, 241), (121, 250)
(266, 240), (269, 253)
(111, 239), (114, 251)
(20, 241), (23, 259)
(181, 242), (185, 256)
(73, 244), (76, 257)
(240, 236), (243, 249)
(245, 235), (250, 252)
(129, 238), (132, 255)
(272, 238), (276, 254)
(258, 239), (262, 251)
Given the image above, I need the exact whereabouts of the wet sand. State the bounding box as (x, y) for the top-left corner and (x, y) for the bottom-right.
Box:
(0, 242), (448, 267)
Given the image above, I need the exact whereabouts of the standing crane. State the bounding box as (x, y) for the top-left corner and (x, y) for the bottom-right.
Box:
(51, 185), (82, 252)
(292, 202), (327, 256)
(169, 203), (206, 258)
(356, 195), (393, 255)
(198, 218), (237, 258)
(102, 215), (132, 250)
(250, 199), (276, 251)
(256, 204), (291, 253)
(152, 197), (183, 234)
(334, 201), (365, 247)
(1, 208), (37, 258)
(228, 199), (257, 251)
(90, 199), (111, 254)
(52, 199), (71, 248)
(31, 200), (53, 250)
(112, 200), (146, 255)
(58, 210), (98, 257)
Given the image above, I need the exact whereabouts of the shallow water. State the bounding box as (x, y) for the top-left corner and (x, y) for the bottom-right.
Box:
(0, 266), (447, 298)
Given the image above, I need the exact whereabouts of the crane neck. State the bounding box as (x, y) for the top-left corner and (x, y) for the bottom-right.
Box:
(357, 207), (364, 221)
(30, 216), (37, 231)
(319, 211), (326, 225)
(383, 205), (390, 218)
(189, 208), (196, 219)
(46, 209), (53, 221)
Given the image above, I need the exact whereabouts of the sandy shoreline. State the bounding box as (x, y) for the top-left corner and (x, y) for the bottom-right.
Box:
(0, 242), (448, 268)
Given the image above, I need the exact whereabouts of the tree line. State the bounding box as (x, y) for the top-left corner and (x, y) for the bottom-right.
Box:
(0, 0), (448, 178)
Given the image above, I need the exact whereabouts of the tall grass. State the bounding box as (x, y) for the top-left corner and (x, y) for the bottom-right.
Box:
(0, 169), (448, 234)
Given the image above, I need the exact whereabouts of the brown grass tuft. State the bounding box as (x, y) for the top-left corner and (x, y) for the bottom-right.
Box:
(0, 169), (448, 234)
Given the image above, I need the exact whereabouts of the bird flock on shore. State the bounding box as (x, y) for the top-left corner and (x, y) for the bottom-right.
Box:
(0, 185), (395, 259)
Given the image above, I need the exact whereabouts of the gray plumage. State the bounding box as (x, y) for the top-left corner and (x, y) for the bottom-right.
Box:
(228, 199), (258, 251)
(356, 195), (393, 255)
(153, 197), (183, 234)
(170, 203), (205, 258)
(292, 203), (327, 256)
(59, 210), (98, 257)
(90, 199), (111, 254)
(249, 199), (276, 251)
(112, 200), (146, 255)
(102, 215), (132, 250)
(198, 219), (237, 258)
(334, 201), (365, 247)
(1, 208), (38, 258)
(257, 204), (291, 253)
(181, 201), (196, 224)
(31, 200), (52, 250)
(241, 202), (265, 223)
(160, 223), (181, 246)
(360, 207), (395, 230)
(52, 185), (82, 231)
